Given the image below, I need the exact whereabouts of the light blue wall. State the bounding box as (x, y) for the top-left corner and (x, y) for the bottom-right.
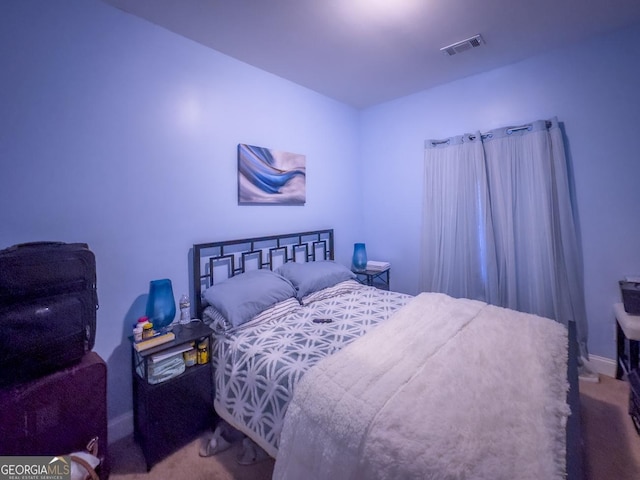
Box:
(3, 0), (639, 436)
(0, 0), (361, 426)
(360, 23), (640, 361)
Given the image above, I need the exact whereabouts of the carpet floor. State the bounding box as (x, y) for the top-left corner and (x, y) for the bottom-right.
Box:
(108, 374), (640, 479)
(580, 374), (640, 479)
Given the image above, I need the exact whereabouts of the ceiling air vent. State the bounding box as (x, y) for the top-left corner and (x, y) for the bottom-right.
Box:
(440, 34), (484, 56)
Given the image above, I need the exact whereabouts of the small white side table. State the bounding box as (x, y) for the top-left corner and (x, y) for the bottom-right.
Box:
(615, 302), (640, 379)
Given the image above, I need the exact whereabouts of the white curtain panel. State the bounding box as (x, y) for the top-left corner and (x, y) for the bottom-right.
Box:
(422, 118), (588, 357)
(483, 121), (559, 318)
(421, 133), (498, 304)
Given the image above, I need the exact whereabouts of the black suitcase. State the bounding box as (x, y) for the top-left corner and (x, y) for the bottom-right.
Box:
(0, 242), (98, 387)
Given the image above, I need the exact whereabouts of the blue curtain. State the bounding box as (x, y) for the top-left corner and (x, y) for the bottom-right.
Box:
(421, 118), (588, 358)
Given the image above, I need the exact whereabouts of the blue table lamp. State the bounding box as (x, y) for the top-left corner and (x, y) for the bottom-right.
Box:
(146, 278), (176, 333)
(352, 243), (367, 272)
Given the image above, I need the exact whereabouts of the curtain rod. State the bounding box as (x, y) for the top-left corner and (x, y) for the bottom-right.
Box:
(429, 132), (493, 146)
(428, 120), (553, 147)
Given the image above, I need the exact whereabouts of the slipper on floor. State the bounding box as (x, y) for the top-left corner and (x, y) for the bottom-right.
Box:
(236, 437), (269, 465)
(198, 428), (232, 457)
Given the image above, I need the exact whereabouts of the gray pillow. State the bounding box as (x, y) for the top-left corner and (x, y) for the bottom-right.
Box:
(276, 261), (356, 300)
(202, 269), (297, 328)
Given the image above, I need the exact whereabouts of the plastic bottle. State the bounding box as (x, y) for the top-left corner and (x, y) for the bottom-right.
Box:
(133, 325), (143, 342)
(142, 322), (154, 339)
(136, 316), (152, 340)
(179, 294), (190, 325)
(197, 339), (209, 364)
(183, 342), (197, 367)
(137, 316), (149, 325)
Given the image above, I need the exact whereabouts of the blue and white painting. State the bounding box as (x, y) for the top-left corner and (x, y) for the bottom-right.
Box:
(238, 144), (306, 205)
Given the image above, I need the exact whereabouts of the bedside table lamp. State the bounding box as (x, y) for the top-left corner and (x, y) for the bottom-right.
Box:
(146, 279), (176, 333)
(352, 243), (367, 272)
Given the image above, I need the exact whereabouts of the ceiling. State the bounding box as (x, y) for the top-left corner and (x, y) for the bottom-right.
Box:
(102, 0), (640, 109)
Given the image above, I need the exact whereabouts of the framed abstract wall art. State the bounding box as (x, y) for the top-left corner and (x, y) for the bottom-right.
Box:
(237, 144), (306, 205)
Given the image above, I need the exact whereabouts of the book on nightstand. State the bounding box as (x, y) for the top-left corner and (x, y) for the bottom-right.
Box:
(366, 260), (390, 272)
(134, 332), (176, 352)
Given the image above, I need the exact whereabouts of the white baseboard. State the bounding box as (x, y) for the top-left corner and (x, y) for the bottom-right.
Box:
(584, 354), (617, 379)
(108, 411), (133, 444)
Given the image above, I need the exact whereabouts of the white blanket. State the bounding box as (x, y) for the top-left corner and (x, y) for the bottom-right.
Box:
(273, 292), (570, 480)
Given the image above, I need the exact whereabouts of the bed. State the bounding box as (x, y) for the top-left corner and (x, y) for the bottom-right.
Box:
(192, 229), (583, 479)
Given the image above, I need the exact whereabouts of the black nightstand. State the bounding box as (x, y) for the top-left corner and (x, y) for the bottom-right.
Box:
(352, 267), (391, 290)
(130, 322), (215, 470)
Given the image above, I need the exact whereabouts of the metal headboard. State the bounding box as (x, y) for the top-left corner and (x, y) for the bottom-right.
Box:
(192, 229), (334, 317)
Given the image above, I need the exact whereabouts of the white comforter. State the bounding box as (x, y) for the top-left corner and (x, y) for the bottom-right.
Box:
(273, 292), (570, 480)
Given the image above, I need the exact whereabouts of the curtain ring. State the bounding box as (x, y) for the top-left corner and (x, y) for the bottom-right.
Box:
(430, 139), (450, 147)
(506, 125), (533, 135)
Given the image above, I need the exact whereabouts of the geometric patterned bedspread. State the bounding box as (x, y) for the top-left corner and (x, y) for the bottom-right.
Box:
(209, 281), (412, 457)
